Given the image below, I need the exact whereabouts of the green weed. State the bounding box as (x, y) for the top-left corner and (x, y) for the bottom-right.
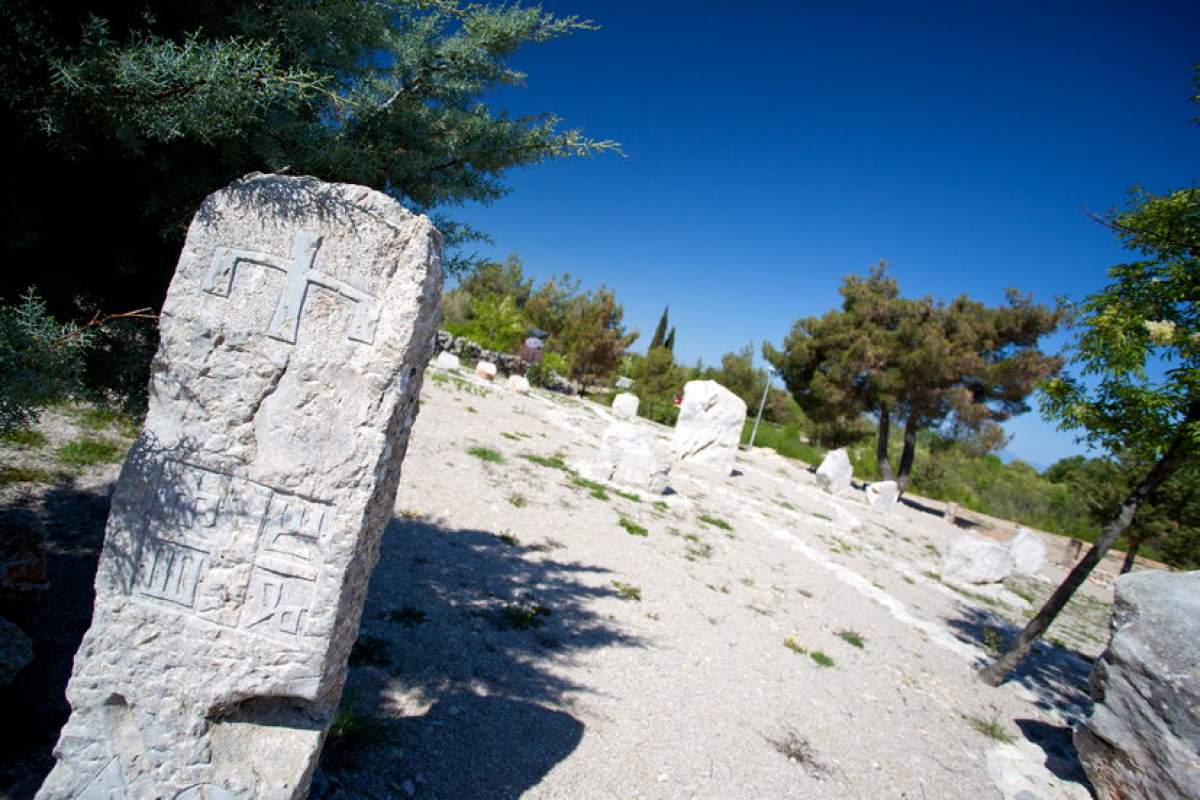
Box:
(0, 465), (57, 486)
(836, 629), (865, 649)
(467, 445), (503, 463)
(521, 453), (567, 471)
(573, 477), (609, 501)
(698, 514), (732, 531)
(618, 517), (648, 537)
(56, 437), (125, 466)
(615, 490), (641, 503)
(964, 714), (1014, 744)
(612, 580), (642, 601)
(1, 428), (46, 448)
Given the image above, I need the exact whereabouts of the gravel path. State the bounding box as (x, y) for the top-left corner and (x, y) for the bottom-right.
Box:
(0, 379), (1108, 799)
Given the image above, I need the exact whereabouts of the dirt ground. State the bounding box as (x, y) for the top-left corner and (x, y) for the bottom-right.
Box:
(0, 371), (1122, 799)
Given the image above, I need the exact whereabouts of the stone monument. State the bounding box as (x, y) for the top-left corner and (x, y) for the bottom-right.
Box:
(586, 422), (671, 494)
(611, 392), (639, 419)
(671, 380), (746, 475)
(815, 449), (852, 495)
(37, 174), (442, 800)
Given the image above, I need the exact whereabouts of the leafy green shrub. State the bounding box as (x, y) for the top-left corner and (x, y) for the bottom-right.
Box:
(0, 290), (93, 432)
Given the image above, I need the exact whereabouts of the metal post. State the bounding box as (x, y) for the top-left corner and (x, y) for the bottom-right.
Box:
(747, 368), (773, 449)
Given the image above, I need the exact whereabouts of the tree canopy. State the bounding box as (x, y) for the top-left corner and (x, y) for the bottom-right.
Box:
(765, 263), (1064, 487)
(1, 0), (619, 315)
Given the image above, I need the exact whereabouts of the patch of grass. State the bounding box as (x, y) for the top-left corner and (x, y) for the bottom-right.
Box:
(783, 636), (807, 655)
(775, 498), (797, 511)
(501, 432), (522, 441)
(466, 405), (478, 413)
(811, 511), (832, 521)
(698, 514), (732, 531)
(902, 575), (916, 585)
(385, 605), (428, 627)
(618, 517), (648, 537)
(77, 406), (137, 435)
(947, 583), (1004, 609)
(964, 714), (1015, 744)
(399, 508), (422, 520)
(924, 543), (941, 557)
(614, 490), (641, 503)
(56, 437), (125, 466)
(982, 626), (1005, 656)
(652, 500), (669, 512)
(1, 428), (46, 448)
(498, 600), (552, 630)
(508, 493), (527, 508)
(836, 629), (865, 649)
(0, 465), (58, 486)
(521, 453), (567, 471)
(808, 650), (836, 668)
(349, 634), (392, 667)
(612, 580), (642, 601)
(572, 476), (609, 501)
(324, 697), (386, 766)
(467, 445), (503, 463)
(685, 541), (714, 561)
(923, 571), (942, 581)
(497, 531), (519, 546)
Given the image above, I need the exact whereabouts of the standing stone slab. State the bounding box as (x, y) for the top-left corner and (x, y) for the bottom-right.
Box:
(585, 421), (671, 494)
(672, 380), (746, 476)
(611, 392), (639, 419)
(865, 480), (900, 512)
(38, 174), (442, 800)
(815, 448), (852, 495)
(1006, 527), (1047, 576)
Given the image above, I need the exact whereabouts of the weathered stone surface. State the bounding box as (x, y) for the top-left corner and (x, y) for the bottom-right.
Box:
(815, 449), (852, 495)
(940, 535), (1014, 584)
(0, 616), (33, 687)
(1006, 527), (1046, 576)
(586, 422), (670, 494)
(475, 360), (497, 381)
(611, 392), (639, 419)
(506, 374), (530, 395)
(37, 174), (442, 800)
(433, 351), (460, 370)
(671, 380), (746, 475)
(1075, 570), (1200, 800)
(865, 480), (900, 512)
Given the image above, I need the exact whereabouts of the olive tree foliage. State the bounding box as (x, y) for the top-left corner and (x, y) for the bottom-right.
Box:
(765, 263), (1063, 486)
(982, 186), (1200, 685)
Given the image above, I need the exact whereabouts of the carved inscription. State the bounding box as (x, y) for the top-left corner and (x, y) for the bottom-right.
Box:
(129, 462), (332, 642)
(203, 230), (379, 345)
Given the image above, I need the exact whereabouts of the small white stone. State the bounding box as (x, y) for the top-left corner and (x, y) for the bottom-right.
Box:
(475, 360), (497, 381)
(506, 374), (530, 395)
(434, 351), (460, 370)
(611, 392), (639, 418)
(940, 535), (1015, 583)
(815, 449), (852, 495)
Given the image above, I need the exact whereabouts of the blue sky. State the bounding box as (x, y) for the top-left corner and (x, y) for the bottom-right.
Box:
(453, 1), (1199, 468)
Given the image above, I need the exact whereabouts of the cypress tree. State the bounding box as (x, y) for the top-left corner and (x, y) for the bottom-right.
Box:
(649, 306), (669, 350)
(664, 327), (676, 352)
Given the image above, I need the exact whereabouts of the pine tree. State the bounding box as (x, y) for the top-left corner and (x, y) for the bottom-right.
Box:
(649, 307), (669, 350)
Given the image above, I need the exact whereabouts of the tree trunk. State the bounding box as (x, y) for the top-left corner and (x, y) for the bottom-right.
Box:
(896, 416), (919, 492)
(979, 431), (1189, 686)
(1119, 537), (1141, 575)
(875, 406), (894, 481)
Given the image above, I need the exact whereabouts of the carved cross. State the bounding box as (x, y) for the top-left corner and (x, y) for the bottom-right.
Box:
(202, 230), (379, 344)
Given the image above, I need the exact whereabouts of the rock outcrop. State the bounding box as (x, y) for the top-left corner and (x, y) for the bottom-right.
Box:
(1075, 570), (1200, 800)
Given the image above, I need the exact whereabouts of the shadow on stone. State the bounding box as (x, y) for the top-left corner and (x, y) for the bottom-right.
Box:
(315, 515), (642, 798)
(1013, 718), (1093, 789)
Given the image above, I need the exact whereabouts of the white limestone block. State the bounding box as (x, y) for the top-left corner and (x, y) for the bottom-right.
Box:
(475, 360), (497, 381)
(940, 534), (1015, 584)
(434, 350), (460, 370)
(815, 449), (852, 495)
(671, 380), (746, 476)
(36, 174), (442, 800)
(1007, 527), (1047, 576)
(611, 392), (639, 419)
(506, 374), (530, 395)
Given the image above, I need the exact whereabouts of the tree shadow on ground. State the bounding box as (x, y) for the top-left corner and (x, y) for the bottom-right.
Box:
(0, 479), (112, 800)
(315, 516), (643, 800)
(945, 607), (1095, 794)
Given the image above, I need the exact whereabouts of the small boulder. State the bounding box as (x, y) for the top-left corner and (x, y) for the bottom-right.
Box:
(0, 616), (33, 687)
(865, 480), (900, 512)
(672, 380), (746, 475)
(506, 374), (530, 395)
(1075, 570), (1200, 800)
(815, 449), (852, 495)
(434, 351), (460, 370)
(588, 421), (670, 493)
(612, 392), (639, 419)
(1007, 527), (1046, 576)
(940, 535), (1014, 584)
(475, 360), (497, 381)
